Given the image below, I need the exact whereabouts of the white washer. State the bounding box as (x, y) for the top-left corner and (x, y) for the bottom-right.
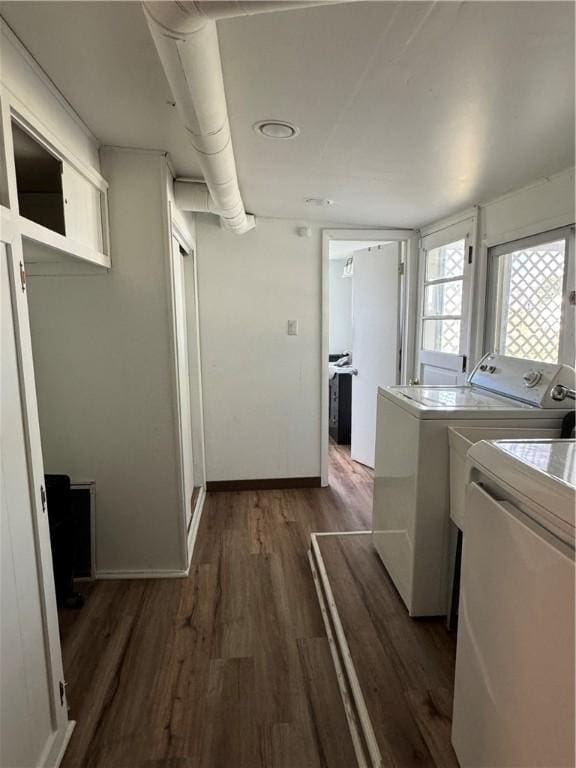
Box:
(372, 353), (574, 617)
(452, 438), (575, 768)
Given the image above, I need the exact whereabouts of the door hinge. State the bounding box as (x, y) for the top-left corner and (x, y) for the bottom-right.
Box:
(462, 355), (468, 373)
(59, 680), (67, 707)
(398, 261), (405, 276)
(467, 246), (473, 265)
(40, 485), (47, 513)
(19, 261), (26, 292)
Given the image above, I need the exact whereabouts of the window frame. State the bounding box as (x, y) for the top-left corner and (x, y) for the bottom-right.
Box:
(484, 225), (575, 365)
(421, 238), (467, 355)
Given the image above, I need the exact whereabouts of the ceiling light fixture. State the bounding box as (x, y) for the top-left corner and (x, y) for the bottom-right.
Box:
(254, 120), (300, 139)
(304, 197), (335, 207)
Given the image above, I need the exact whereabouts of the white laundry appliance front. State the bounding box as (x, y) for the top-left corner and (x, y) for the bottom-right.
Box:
(452, 438), (575, 767)
(372, 353), (575, 617)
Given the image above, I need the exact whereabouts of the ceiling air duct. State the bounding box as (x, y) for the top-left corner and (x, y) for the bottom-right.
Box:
(143, 1), (334, 234)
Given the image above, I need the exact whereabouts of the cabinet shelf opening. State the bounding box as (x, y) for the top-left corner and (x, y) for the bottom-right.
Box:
(12, 120), (66, 235)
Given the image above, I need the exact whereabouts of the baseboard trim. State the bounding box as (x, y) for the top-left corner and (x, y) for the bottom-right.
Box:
(96, 569), (189, 579)
(206, 476), (321, 492)
(51, 720), (76, 768)
(186, 486), (206, 573)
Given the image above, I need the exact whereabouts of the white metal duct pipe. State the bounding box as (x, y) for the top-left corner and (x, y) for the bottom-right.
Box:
(174, 180), (220, 215)
(143, 1), (334, 234)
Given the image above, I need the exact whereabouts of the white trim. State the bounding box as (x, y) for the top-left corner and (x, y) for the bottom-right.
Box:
(419, 206), (477, 239)
(310, 534), (381, 767)
(186, 486), (206, 572)
(19, 215), (111, 268)
(172, 215), (196, 257)
(313, 530), (371, 537)
(321, 228), (415, 486)
(478, 167), (575, 213)
(416, 213), (478, 380)
(481, 214), (575, 251)
(188, 222), (208, 489)
(163, 191), (189, 573)
(0, 19), (99, 145)
(1, 89), (19, 211)
(95, 569), (191, 580)
(51, 721), (76, 768)
(308, 546), (368, 768)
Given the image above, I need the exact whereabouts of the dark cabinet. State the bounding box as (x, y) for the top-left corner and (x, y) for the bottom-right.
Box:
(329, 372), (352, 444)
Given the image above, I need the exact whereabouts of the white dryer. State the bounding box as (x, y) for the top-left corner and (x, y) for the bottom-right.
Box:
(452, 438), (575, 767)
(372, 353), (575, 617)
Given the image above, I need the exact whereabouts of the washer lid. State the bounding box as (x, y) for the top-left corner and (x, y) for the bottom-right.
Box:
(379, 385), (536, 413)
(469, 439), (575, 535)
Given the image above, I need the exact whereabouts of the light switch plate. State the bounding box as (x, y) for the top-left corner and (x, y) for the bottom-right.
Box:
(287, 320), (298, 336)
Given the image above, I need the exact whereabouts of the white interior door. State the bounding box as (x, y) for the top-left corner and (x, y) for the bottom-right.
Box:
(171, 235), (194, 526)
(1, 237), (69, 767)
(351, 242), (400, 468)
(416, 217), (476, 384)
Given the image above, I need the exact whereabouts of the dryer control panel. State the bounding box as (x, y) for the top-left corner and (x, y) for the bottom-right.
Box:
(468, 353), (576, 408)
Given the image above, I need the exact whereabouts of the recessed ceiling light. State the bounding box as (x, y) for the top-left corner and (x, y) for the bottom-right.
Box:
(304, 197), (335, 207)
(254, 120), (300, 139)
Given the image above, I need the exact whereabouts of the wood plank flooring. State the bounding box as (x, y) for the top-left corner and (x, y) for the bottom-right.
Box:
(316, 533), (458, 768)
(59, 444), (371, 768)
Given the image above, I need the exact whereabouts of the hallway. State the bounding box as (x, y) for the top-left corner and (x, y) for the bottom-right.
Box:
(59, 445), (372, 767)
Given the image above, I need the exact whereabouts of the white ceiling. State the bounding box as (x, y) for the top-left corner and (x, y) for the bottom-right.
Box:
(1, 1), (574, 228)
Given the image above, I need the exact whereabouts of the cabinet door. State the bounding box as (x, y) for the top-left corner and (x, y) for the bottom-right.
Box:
(62, 163), (103, 252)
(1, 237), (70, 767)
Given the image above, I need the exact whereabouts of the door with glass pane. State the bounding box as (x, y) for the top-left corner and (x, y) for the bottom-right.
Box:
(417, 221), (474, 384)
(486, 227), (575, 366)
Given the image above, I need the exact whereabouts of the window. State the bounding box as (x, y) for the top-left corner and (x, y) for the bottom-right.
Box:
(422, 239), (465, 354)
(487, 227), (575, 364)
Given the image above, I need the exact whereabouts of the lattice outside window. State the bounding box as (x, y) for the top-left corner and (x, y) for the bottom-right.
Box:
(493, 239), (565, 363)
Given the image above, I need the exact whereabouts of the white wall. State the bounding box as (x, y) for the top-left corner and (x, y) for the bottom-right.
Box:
(27, 149), (191, 574)
(329, 258), (352, 355)
(196, 215), (322, 482)
(478, 168), (575, 246)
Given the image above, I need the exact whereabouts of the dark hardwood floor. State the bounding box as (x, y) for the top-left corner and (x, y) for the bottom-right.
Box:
(316, 533), (458, 768)
(59, 443), (371, 768)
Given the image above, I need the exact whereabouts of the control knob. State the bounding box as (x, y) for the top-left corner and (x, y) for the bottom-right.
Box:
(523, 370), (542, 388)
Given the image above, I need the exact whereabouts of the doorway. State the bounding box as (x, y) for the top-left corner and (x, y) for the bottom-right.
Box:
(322, 229), (417, 486)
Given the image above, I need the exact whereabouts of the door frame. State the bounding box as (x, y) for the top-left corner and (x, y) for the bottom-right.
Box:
(321, 228), (417, 486)
(170, 213), (207, 571)
(415, 209), (478, 384)
(1, 208), (73, 765)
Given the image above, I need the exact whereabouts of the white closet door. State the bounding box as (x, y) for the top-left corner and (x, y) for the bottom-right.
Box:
(171, 235), (194, 525)
(351, 243), (400, 468)
(1, 238), (69, 768)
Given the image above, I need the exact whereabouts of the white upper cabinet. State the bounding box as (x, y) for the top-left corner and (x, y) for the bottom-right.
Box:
(0, 21), (110, 268)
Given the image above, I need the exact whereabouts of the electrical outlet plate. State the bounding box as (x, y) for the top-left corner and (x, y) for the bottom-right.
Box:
(287, 320), (298, 336)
